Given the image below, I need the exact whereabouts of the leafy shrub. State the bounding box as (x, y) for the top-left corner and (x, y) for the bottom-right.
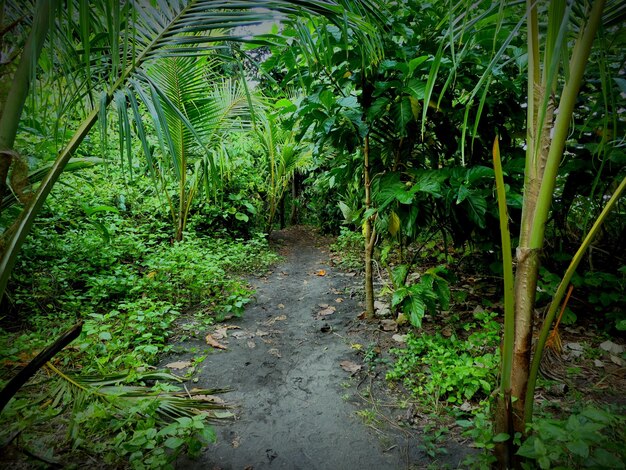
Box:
(390, 265), (450, 328)
(517, 407), (625, 469)
(330, 227), (363, 270)
(387, 311), (500, 406)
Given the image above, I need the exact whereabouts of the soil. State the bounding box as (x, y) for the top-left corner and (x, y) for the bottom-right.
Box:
(164, 226), (471, 470)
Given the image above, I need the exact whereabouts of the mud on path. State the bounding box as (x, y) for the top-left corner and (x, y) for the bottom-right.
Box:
(166, 227), (450, 470)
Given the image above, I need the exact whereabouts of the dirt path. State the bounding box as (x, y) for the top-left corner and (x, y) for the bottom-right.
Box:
(169, 227), (425, 469)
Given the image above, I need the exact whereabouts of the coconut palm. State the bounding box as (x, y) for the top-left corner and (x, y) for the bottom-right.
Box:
(0, 0), (383, 303)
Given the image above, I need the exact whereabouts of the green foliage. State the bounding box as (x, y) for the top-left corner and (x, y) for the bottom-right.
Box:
(1, 163), (279, 466)
(390, 265), (450, 328)
(517, 407), (625, 469)
(456, 407), (502, 467)
(387, 311), (500, 406)
(330, 227), (363, 270)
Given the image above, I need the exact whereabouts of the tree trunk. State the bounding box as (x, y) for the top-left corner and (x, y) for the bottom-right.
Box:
(364, 133), (375, 318)
(279, 193), (285, 229)
(511, 247), (540, 433)
(290, 174), (299, 225)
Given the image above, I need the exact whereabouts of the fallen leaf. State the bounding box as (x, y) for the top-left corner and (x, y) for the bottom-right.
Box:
(213, 328), (227, 340)
(459, 402), (473, 412)
(317, 306), (336, 318)
(205, 334), (227, 350)
(351, 343), (363, 351)
(357, 311), (367, 320)
(255, 330), (269, 337)
(593, 359), (604, 368)
(316, 269), (327, 276)
(277, 303), (285, 309)
(165, 361), (192, 370)
(566, 342), (583, 351)
(232, 436), (241, 449)
(213, 411), (235, 419)
(374, 300), (387, 310)
(318, 303), (330, 308)
(610, 354), (624, 366)
(247, 340), (256, 349)
(339, 360), (362, 373)
(264, 315), (287, 325)
(268, 348), (282, 358)
(335, 298), (344, 303)
(380, 319), (397, 332)
(599, 340), (624, 355)
(392, 334), (408, 343)
(442, 327), (453, 337)
(194, 395), (226, 404)
(231, 330), (249, 339)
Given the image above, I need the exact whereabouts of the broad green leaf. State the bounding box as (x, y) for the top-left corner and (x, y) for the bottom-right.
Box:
(566, 439), (589, 458)
(388, 211), (400, 236)
(164, 437), (185, 449)
(408, 56), (429, 75)
(391, 264), (409, 288)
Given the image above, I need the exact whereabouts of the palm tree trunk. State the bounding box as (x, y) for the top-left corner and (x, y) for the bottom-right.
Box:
(0, 0), (53, 202)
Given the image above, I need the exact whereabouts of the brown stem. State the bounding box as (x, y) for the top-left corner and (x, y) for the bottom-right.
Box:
(0, 322), (83, 413)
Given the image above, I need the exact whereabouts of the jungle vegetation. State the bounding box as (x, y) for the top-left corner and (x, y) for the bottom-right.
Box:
(1, 0), (624, 468)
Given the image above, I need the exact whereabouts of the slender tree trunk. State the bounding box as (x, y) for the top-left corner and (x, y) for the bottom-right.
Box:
(364, 133), (375, 318)
(290, 174), (298, 225)
(510, 247), (540, 431)
(0, 0), (53, 206)
(279, 193), (285, 229)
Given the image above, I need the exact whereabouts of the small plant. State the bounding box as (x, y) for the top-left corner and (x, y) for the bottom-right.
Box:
(389, 265), (451, 328)
(517, 406), (626, 469)
(330, 227), (364, 270)
(387, 311), (500, 407)
(418, 424), (450, 459)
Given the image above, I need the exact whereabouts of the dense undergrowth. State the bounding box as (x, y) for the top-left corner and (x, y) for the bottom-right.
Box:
(0, 167), (279, 468)
(330, 228), (626, 469)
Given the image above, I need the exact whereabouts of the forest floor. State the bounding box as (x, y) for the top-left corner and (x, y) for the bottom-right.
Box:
(163, 226), (472, 470)
(162, 225), (626, 470)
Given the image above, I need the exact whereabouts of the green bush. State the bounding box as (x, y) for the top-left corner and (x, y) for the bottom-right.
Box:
(386, 311), (501, 406)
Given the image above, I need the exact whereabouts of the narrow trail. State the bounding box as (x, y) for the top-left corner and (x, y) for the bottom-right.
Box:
(170, 227), (419, 470)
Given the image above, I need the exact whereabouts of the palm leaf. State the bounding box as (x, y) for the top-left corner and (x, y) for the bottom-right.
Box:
(1, 0), (384, 300)
(45, 363), (233, 423)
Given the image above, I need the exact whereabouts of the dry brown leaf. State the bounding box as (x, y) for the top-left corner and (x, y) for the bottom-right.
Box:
(165, 361), (192, 370)
(230, 330), (249, 339)
(264, 315), (287, 325)
(392, 334), (408, 343)
(277, 303), (285, 309)
(193, 395), (226, 404)
(255, 330), (269, 337)
(205, 334), (227, 350)
(317, 306), (336, 318)
(380, 319), (397, 332)
(339, 360), (362, 373)
(268, 348), (282, 358)
(335, 298), (344, 303)
(316, 269), (327, 276)
(213, 327), (229, 340)
(318, 303), (330, 308)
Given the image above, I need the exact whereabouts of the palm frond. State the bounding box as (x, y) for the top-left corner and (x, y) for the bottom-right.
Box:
(45, 363), (233, 423)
